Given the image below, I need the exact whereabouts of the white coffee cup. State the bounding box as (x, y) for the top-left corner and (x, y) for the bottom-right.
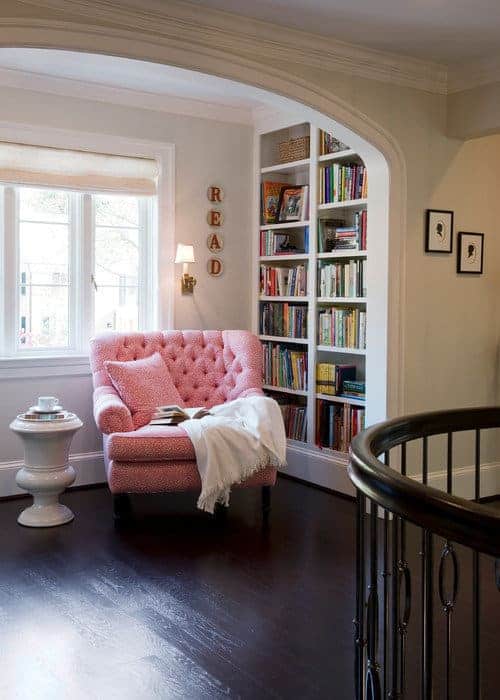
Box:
(37, 396), (60, 411)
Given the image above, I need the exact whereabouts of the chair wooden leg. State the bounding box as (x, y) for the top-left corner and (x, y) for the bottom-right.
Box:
(214, 502), (228, 523)
(113, 493), (132, 528)
(261, 485), (271, 525)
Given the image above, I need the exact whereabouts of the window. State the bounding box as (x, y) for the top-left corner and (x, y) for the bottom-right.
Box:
(1, 185), (155, 357)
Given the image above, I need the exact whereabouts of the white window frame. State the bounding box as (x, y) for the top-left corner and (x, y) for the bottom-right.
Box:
(0, 124), (175, 378)
(3, 186), (154, 357)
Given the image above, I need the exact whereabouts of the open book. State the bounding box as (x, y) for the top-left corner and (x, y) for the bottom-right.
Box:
(149, 404), (211, 426)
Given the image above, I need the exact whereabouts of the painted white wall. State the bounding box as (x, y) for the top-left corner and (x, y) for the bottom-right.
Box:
(0, 85), (253, 493)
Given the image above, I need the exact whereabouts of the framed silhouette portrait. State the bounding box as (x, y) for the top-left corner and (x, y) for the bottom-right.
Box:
(457, 232), (484, 274)
(425, 209), (454, 253)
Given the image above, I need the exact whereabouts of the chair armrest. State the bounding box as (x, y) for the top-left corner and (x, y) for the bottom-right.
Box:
(93, 386), (134, 434)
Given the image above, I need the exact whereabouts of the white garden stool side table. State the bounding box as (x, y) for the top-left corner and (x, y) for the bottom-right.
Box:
(10, 399), (83, 527)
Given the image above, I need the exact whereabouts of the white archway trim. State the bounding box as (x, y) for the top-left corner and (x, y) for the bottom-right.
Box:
(0, 17), (408, 419)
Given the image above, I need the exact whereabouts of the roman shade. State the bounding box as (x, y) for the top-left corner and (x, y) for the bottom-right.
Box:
(0, 142), (158, 195)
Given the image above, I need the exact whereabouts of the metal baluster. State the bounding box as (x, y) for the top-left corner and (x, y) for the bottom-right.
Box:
(438, 542), (459, 700)
(383, 452), (390, 698)
(399, 442), (408, 697)
(390, 496), (399, 699)
(439, 432), (458, 700)
(421, 436), (433, 700)
(366, 500), (381, 700)
(355, 490), (367, 700)
(472, 429), (481, 700)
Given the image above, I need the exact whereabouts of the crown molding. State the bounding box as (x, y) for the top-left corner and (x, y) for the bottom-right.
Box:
(15, 0), (448, 95)
(0, 65), (255, 124)
(447, 55), (500, 94)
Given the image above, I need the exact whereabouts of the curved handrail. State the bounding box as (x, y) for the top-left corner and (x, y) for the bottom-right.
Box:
(349, 406), (500, 557)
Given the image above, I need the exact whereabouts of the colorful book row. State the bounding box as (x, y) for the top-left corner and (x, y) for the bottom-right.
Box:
(260, 264), (307, 297)
(316, 400), (365, 452)
(262, 342), (308, 391)
(319, 163), (367, 204)
(277, 401), (307, 442)
(318, 307), (367, 349)
(318, 259), (366, 298)
(260, 302), (308, 339)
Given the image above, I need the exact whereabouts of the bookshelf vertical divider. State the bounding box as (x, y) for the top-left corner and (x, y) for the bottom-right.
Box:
(254, 119), (367, 493)
(306, 126), (318, 446)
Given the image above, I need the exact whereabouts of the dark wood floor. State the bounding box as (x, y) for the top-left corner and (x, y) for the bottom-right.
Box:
(0, 477), (356, 700)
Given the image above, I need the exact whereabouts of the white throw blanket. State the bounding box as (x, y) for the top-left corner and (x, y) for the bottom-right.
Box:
(180, 395), (287, 513)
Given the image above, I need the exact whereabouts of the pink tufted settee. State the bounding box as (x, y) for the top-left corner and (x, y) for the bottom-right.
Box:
(90, 330), (277, 521)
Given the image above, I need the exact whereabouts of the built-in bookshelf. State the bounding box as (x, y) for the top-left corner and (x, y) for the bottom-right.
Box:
(254, 121), (368, 492)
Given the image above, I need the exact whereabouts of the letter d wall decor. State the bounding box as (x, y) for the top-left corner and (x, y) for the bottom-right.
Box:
(207, 257), (224, 277)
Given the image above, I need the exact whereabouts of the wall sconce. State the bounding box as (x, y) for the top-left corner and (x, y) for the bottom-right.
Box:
(175, 243), (196, 294)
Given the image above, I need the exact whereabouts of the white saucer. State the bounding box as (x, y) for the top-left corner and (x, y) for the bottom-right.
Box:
(28, 405), (63, 414)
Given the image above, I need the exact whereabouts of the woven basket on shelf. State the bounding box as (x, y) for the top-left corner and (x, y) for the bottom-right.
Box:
(278, 135), (310, 164)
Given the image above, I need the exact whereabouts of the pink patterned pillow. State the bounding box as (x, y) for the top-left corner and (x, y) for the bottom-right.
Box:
(104, 352), (184, 427)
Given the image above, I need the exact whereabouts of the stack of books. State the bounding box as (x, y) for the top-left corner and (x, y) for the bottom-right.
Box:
(340, 380), (366, 401)
(318, 307), (367, 349)
(260, 302), (308, 338)
(318, 259), (366, 298)
(316, 401), (365, 452)
(318, 211), (367, 252)
(262, 342), (308, 391)
(319, 163), (367, 204)
(316, 363), (356, 395)
(260, 264), (307, 297)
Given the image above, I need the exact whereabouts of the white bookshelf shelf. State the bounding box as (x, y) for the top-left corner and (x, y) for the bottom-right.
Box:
(263, 384), (308, 397)
(317, 345), (366, 355)
(318, 149), (357, 163)
(259, 295), (309, 302)
(317, 297), (367, 304)
(318, 199), (367, 211)
(259, 335), (308, 344)
(316, 393), (365, 407)
(261, 158), (310, 174)
(317, 250), (367, 259)
(259, 254), (309, 262)
(259, 221), (310, 231)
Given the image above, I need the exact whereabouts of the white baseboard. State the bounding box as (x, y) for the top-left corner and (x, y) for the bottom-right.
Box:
(281, 442), (355, 496)
(0, 451), (106, 498)
(426, 461), (500, 500)
(282, 442), (500, 502)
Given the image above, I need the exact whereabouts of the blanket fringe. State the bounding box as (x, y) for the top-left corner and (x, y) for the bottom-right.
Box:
(197, 455), (286, 514)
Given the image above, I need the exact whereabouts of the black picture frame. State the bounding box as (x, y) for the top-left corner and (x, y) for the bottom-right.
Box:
(425, 209), (454, 253)
(457, 232), (484, 274)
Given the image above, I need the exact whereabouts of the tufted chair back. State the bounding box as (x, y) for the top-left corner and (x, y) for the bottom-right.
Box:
(90, 330), (263, 409)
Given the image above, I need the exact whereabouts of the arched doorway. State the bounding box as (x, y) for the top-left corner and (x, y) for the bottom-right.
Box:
(0, 21), (406, 422)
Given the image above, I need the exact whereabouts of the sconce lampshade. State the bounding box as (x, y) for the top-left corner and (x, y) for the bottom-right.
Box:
(175, 243), (195, 264)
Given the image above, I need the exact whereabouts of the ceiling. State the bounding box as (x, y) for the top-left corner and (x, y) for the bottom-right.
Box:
(0, 49), (270, 112)
(184, 0), (500, 64)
